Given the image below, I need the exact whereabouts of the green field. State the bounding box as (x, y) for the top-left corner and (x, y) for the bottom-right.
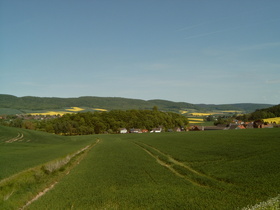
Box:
(1, 126), (280, 209)
(0, 126), (95, 180)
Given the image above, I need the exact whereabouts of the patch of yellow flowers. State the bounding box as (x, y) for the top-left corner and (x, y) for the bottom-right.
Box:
(66, 107), (85, 112)
(191, 113), (215, 116)
(93, 108), (108, 112)
(30, 111), (69, 115)
(263, 117), (280, 124)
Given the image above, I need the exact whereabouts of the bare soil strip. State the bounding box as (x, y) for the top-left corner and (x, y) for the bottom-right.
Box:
(5, 132), (24, 143)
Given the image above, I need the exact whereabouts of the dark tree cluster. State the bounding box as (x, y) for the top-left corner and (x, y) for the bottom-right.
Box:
(213, 116), (233, 126)
(42, 110), (188, 135)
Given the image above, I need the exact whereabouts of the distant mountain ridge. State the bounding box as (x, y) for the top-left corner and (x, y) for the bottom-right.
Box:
(0, 94), (274, 114)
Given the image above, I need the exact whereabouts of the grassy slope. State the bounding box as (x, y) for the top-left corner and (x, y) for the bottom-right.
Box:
(28, 129), (280, 209)
(0, 126), (95, 180)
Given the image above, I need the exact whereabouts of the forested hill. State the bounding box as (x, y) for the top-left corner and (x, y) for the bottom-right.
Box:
(0, 94), (274, 114)
(0, 94), (197, 112)
(249, 104), (280, 119)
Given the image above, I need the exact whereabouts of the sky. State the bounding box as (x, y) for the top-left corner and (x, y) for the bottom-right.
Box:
(1, 0), (280, 105)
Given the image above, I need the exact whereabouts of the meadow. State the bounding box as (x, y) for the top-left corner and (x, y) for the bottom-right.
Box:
(0, 126), (279, 209)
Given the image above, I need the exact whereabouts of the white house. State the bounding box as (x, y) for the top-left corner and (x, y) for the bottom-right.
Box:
(120, 128), (128, 134)
(151, 128), (162, 133)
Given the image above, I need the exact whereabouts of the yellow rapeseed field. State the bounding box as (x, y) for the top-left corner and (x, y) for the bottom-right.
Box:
(93, 108), (108, 112)
(191, 113), (217, 116)
(263, 117), (280, 124)
(188, 118), (204, 124)
(66, 107), (84, 112)
(30, 107), (85, 115)
(188, 118), (204, 121)
(189, 121), (203, 124)
(221, 110), (242, 113)
(30, 111), (69, 115)
(179, 110), (188, 114)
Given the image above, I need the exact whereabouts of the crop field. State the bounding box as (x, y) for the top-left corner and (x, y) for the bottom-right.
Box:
(93, 108), (108, 112)
(188, 110), (242, 117)
(28, 107), (108, 115)
(220, 110), (242, 113)
(190, 112), (218, 116)
(264, 117), (280, 124)
(1, 126), (279, 209)
(65, 107), (85, 112)
(29, 107), (85, 115)
(0, 126), (95, 180)
(29, 111), (70, 115)
(188, 117), (204, 124)
(179, 110), (188, 114)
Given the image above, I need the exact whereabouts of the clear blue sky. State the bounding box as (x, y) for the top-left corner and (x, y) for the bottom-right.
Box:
(1, 0), (280, 104)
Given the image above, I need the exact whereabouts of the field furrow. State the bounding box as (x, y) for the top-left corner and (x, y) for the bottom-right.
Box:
(5, 132), (24, 143)
(134, 141), (231, 188)
(134, 142), (203, 187)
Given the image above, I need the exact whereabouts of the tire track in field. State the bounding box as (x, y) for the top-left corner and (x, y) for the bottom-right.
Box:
(19, 139), (100, 209)
(137, 143), (203, 187)
(134, 141), (231, 188)
(5, 132), (24, 143)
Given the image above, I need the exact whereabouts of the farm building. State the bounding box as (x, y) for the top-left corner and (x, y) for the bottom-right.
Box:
(189, 126), (204, 131)
(228, 124), (246, 130)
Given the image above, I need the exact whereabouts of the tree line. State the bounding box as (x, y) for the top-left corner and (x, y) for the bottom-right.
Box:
(0, 109), (189, 135)
(236, 104), (280, 122)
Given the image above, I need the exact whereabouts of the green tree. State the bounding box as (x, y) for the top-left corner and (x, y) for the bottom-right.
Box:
(22, 121), (36, 130)
(153, 106), (158, 112)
